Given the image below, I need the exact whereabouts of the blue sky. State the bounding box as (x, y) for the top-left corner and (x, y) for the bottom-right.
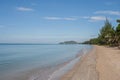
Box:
(0, 0), (120, 43)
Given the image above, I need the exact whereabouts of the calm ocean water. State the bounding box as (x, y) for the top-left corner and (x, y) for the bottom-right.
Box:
(0, 44), (92, 80)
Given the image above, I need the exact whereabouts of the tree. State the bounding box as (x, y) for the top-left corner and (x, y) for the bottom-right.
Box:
(82, 19), (120, 47)
(98, 19), (115, 45)
(117, 19), (120, 23)
(116, 20), (120, 48)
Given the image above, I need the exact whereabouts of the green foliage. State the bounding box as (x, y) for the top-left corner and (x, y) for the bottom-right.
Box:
(116, 24), (120, 35)
(59, 41), (78, 44)
(117, 19), (120, 23)
(115, 23), (120, 47)
(82, 38), (99, 44)
(97, 19), (115, 45)
(83, 19), (120, 47)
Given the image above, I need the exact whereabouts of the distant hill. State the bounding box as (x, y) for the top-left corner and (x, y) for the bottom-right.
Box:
(59, 41), (78, 44)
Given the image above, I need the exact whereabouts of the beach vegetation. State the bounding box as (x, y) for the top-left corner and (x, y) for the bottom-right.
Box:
(116, 20), (120, 48)
(59, 41), (78, 44)
(82, 19), (120, 48)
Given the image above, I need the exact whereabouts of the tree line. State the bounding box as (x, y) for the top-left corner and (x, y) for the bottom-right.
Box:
(83, 19), (120, 48)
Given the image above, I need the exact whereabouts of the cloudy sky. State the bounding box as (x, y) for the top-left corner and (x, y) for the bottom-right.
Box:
(0, 0), (120, 43)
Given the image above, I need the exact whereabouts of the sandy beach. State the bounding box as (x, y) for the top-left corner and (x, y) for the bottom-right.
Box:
(61, 45), (120, 80)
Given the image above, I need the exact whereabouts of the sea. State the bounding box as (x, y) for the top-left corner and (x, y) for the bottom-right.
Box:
(0, 44), (92, 80)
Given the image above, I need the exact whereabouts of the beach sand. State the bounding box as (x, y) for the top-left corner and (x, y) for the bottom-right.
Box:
(96, 46), (120, 80)
(61, 45), (120, 80)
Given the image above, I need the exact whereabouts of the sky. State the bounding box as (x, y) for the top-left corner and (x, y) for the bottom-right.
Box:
(0, 0), (120, 43)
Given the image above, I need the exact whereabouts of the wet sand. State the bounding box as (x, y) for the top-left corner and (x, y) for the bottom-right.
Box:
(61, 45), (120, 80)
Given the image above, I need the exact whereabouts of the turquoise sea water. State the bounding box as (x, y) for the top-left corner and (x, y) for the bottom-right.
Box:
(0, 44), (92, 80)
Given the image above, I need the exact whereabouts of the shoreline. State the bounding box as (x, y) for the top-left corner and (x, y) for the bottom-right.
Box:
(60, 45), (98, 80)
(61, 45), (120, 80)
(47, 46), (92, 80)
(28, 45), (92, 80)
(0, 44), (91, 80)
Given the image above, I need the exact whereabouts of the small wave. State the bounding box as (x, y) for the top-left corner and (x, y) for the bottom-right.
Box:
(48, 47), (92, 80)
(48, 57), (81, 80)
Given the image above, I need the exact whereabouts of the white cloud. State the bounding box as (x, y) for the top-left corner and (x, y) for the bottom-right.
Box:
(95, 10), (120, 16)
(64, 17), (77, 20)
(90, 16), (106, 21)
(82, 16), (106, 22)
(44, 16), (107, 22)
(17, 7), (33, 11)
(44, 17), (62, 20)
(44, 17), (77, 21)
